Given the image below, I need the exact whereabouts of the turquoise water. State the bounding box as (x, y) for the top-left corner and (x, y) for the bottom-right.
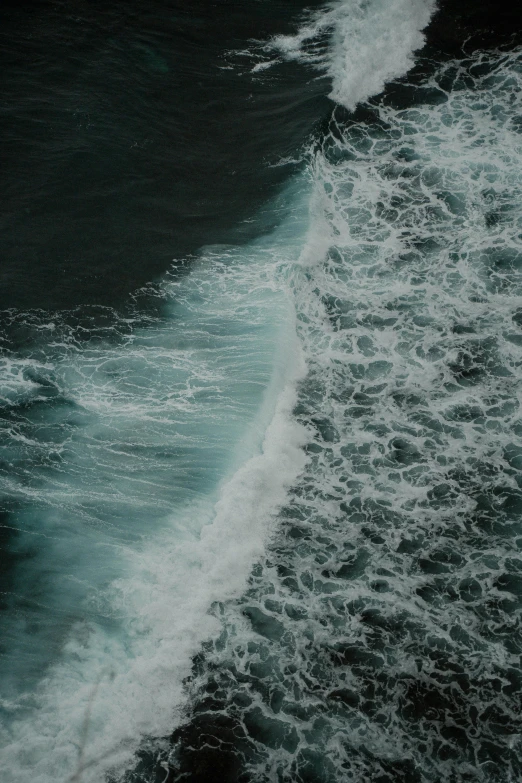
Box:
(0, 190), (311, 780)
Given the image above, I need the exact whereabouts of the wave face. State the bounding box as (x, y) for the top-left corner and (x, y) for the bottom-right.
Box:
(0, 204), (317, 781)
(166, 43), (522, 783)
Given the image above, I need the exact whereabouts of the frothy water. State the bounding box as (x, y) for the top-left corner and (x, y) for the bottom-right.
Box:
(167, 48), (522, 782)
(0, 211), (310, 781)
(249, 0), (434, 110)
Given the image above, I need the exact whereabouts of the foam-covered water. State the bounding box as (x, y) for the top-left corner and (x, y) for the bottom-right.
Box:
(0, 209), (311, 781)
(166, 47), (522, 783)
(249, 0), (434, 109)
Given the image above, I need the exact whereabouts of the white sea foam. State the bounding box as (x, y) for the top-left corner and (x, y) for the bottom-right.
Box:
(173, 47), (522, 782)
(256, 0), (435, 110)
(0, 211), (312, 782)
(0, 2), (444, 780)
(1, 348), (308, 783)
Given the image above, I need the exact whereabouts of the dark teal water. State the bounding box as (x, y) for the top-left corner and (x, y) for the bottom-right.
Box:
(0, 0), (329, 310)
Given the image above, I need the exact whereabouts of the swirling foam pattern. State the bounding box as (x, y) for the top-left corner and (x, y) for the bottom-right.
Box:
(170, 48), (522, 783)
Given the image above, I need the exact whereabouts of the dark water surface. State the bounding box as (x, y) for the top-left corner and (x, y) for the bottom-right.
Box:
(1, 0), (520, 310)
(0, 0), (329, 310)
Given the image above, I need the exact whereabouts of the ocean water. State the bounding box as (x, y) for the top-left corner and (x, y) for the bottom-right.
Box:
(1, 2), (522, 782)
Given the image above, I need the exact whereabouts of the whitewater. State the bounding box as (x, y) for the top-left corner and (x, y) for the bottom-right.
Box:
(1, 0), (522, 781)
